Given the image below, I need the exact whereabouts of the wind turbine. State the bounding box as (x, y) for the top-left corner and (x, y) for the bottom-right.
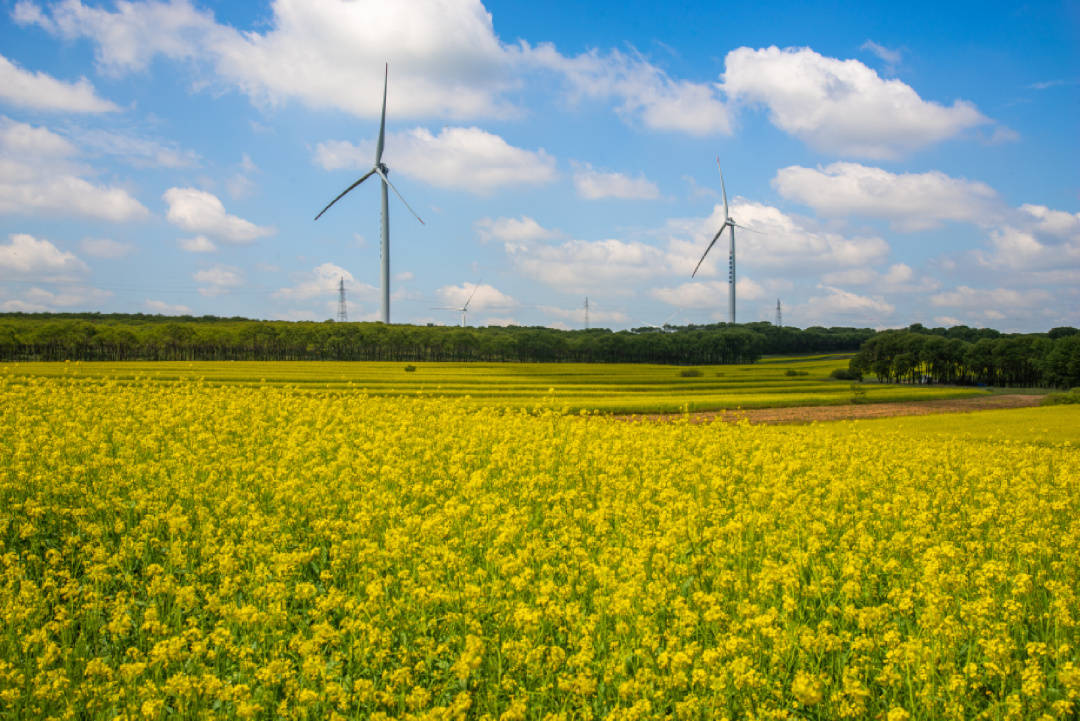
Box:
(433, 281), (482, 327)
(691, 157), (757, 325)
(314, 63), (424, 324)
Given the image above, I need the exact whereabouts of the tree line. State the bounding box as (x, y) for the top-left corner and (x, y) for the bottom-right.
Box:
(849, 325), (1080, 388)
(0, 313), (875, 365)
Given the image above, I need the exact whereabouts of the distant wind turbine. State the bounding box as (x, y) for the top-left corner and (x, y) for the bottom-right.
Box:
(433, 281), (482, 327)
(691, 157), (759, 324)
(314, 63), (424, 324)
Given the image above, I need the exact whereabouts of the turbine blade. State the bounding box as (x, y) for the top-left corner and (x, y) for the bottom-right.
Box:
(691, 226), (725, 278)
(375, 167), (424, 224)
(314, 168), (376, 220)
(463, 279), (482, 310)
(732, 222), (763, 234)
(375, 63), (388, 165)
(716, 156), (728, 220)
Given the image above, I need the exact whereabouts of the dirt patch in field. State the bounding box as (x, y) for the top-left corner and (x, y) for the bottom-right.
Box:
(621, 394), (1045, 425)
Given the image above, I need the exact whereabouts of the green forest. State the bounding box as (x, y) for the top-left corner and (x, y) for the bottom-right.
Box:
(0, 313), (872, 364)
(850, 326), (1080, 388)
(1, 313), (1077, 387)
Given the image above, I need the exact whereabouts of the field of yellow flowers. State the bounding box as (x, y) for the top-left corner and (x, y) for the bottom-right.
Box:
(2, 373), (1078, 720)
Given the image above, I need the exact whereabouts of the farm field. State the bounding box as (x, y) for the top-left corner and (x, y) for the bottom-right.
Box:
(0, 358), (987, 413)
(1, 374), (1078, 719)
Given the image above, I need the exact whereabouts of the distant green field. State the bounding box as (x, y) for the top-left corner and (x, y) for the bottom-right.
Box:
(831, 405), (1080, 446)
(1, 358), (987, 413)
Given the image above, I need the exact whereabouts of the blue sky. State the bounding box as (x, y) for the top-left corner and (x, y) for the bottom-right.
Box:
(0, 0), (1077, 331)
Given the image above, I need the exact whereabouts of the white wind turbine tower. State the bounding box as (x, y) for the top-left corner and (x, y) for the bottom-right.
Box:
(691, 157), (757, 324)
(314, 63), (424, 324)
(433, 282), (482, 327)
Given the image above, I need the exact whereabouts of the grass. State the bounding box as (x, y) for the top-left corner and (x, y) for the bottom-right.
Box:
(0, 357), (989, 414)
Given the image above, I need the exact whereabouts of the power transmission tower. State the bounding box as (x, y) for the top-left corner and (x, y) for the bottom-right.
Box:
(775, 298), (782, 327)
(584, 296), (589, 330)
(336, 277), (348, 322)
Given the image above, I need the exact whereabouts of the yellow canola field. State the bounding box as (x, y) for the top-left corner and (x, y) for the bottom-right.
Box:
(1, 376), (1078, 720)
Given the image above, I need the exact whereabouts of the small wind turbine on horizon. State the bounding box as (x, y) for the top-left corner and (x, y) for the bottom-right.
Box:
(691, 157), (759, 325)
(314, 63), (424, 324)
(433, 281), (482, 327)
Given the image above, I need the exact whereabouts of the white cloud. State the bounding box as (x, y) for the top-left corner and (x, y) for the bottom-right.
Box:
(435, 282), (515, 311)
(315, 126), (556, 194)
(163, 187), (273, 243)
(572, 163), (660, 200)
(773, 162), (999, 231)
(73, 128), (200, 168)
(274, 262), (377, 301)
(821, 263), (938, 294)
(1020, 204), (1080, 237)
(145, 298), (191, 314)
(0, 115), (77, 156)
(394, 271), (414, 282)
(0, 118), (149, 221)
(80, 237), (132, 258)
(934, 315), (963, 327)
(0, 233), (88, 276)
(507, 237), (667, 292)
(18, 0), (520, 119)
(973, 204), (1080, 271)
(1, 284), (110, 310)
(930, 285), (1051, 310)
(531, 45), (733, 135)
(0, 52), (119, 113)
(193, 265), (243, 296)
(650, 277), (767, 310)
(178, 235), (217, 253)
(802, 286), (895, 324)
(721, 46), (988, 158)
(859, 40), (901, 71)
(474, 215), (557, 244)
(664, 200), (890, 276)
(538, 304), (627, 324)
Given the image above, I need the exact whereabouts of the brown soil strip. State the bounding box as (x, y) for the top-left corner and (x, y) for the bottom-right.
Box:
(620, 394), (1045, 425)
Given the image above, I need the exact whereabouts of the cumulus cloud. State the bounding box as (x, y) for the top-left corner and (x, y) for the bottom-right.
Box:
(930, 286), (1051, 311)
(315, 127), (556, 194)
(163, 187), (273, 243)
(17, 0), (740, 136)
(144, 298), (191, 314)
(16, 0), (520, 119)
(538, 304), (627, 324)
(773, 162), (1000, 230)
(0, 118), (149, 222)
(474, 216), (557, 244)
(973, 204), (1080, 271)
(193, 265), (243, 296)
(0, 284), (111, 311)
(73, 128), (200, 168)
(802, 286), (895, 324)
(435, 282), (515, 311)
(572, 163), (660, 200)
(178, 235), (217, 253)
(650, 277), (766, 309)
(721, 46), (988, 158)
(0, 51), (119, 113)
(80, 237), (132, 258)
(507, 237), (667, 292)
(274, 262), (377, 302)
(664, 201), (890, 276)
(0, 233), (88, 276)
(821, 262), (938, 294)
(531, 45), (733, 135)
